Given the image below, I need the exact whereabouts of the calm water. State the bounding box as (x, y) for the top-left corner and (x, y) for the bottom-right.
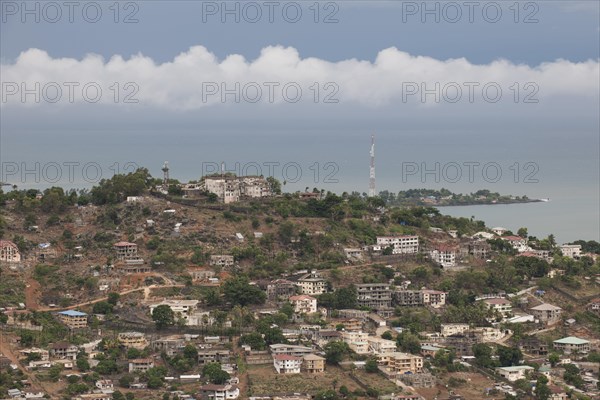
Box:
(437, 197), (600, 244)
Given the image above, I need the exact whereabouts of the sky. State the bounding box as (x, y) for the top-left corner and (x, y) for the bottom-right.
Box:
(1, 0), (599, 240)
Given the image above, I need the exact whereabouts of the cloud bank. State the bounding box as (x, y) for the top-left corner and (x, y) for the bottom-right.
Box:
(1, 45), (598, 109)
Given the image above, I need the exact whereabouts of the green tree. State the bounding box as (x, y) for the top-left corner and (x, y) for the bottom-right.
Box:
(152, 305), (175, 329)
(222, 276), (266, 306)
(535, 375), (551, 400)
(183, 344), (198, 361)
(324, 341), (350, 365)
(202, 362), (230, 384)
(239, 333), (266, 350)
(315, 390), (339, 400)
(497, 346), (522, 367)
(365, 359), (378, 373)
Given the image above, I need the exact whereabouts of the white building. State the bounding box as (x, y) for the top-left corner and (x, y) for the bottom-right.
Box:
(0, 240), (21, 263)
(273, 354), (302, 374)
(495, 365), (534, 381)
(341, 331), (370, 354)
(295, 270), (327, 295)
(367, 337), (397, 354)
(559, 244), (581, 259)
(150, 300), (199, 323)
(376, 236), (419, 254)
(483, 298), (512, 318)
(200, 383), (240, 399)
(210, 255), (235, 268)
(289, 295), (318, 314)
(344, 248), (364, 260)
(202, 176), (271, 204)
(429, 244), (458, 268)
(501, 236), (529, 252)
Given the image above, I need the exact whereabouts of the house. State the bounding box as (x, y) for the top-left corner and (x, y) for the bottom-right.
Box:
(429, 244), (459, 268)
(0, 240), (21, 263)
(152, 337), (185, 356)
(341, 331), (369, 354)
(367, 337), (397, 354)
(314, 330), (342, 347)
(113, 241), (138, 260)
(202, 175), (271, 204)
(495, 365), (534, 381)
(482, 298), (512, 318)
(587, 298), (600, 315)
(518, 336), (548, 356)
(421, 344), (445, 358)
(378, 352), (424, 374)
(376, 235), (419, 254)
(210, 255), (234, 268)
(188, 268), (216, 282)
(265, 279), (297, 302)
(559, 244), (581, 259)
(343, 248), (364, 260)
(393, 290), (424, 307)
(74, 395), (113, 400)
(421, 290), (447, 308)
(149, 300), (199, 324)
(441, 324), (470, 337)
(460, 240), (491, 259)
(49, 342), (78, 360)
(356, 283), (392, 310)
(548, 385), (568, 400)
(289, 295), (317, 314)
(530, 303), (562, 325)
(273, 354), (302, 374)
(294, 270), (327, 295)
(302, 354), (325, 373)
(552, 336), (591, 354)
(491, 227), (508, 236)
(197, 349), (231, 365)
(95, 379), (114, 392)
(199, 383), (240, 399)
(128, 358), (154, 373)
(269, 344), (313, 358)
(117, 332), (148, 349)
(501, 236), (529, 252)
(57, 310), (88, 329)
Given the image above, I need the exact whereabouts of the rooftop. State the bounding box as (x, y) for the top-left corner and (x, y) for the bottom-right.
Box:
(58, 310), (87, 317)
(531, 303), (562, 311)
(553, 336), (590, 345)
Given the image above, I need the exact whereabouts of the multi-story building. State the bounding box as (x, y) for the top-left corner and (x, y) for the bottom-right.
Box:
(302, 354), (325, 373)
(289, 295), (318, 314)
(295, 271), (327, 296)
(482, 298), (512, 318)
(501, 236), (529, 252)
(57, 310), (88, 329)
(378, 352), (424, 375)
(269, 344), (313, 358)
(202, 175), (271, 204)
(376, 235), (419, 254)
(49, 342), (78, 360)
(530, 303), (562, 325)
(266, 279), (298, 302)
(393, 290), (424, 307)
(152, 337), (185, 356)
(440, 324), (470, 337)
(518, 336), (548, 356)
(356, 283), (392, 310)
(495, 366), (535, 381)
(273, 354), (302, 374)
(461, 240), (491, 259)
(113, 241), (138, 260)
(0, 240), (21, 263)
(210, 255), (235, 268)
(553, 336), (591, 354)
(188, 268), (216, 282)
(149, 299), (199, 324)
(118, 332), (148, 350)
(421, 290), (446, 308)
(587, 298), (600, 315)
(128, 358), (154, 373)
(429, 244), (459, 268)
(559, 244), (581, 259)
(199, 383), (240, 399)
(343, 248), (364, 260)
(341, 331), (369, 354)
(367, 337), (397, 354)
(197, 349), (231, 365)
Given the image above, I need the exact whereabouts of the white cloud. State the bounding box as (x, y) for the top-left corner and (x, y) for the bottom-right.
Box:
(1, 45), (598, 109)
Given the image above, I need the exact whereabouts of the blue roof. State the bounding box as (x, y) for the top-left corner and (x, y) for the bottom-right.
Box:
(58, 310), (87, 317)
